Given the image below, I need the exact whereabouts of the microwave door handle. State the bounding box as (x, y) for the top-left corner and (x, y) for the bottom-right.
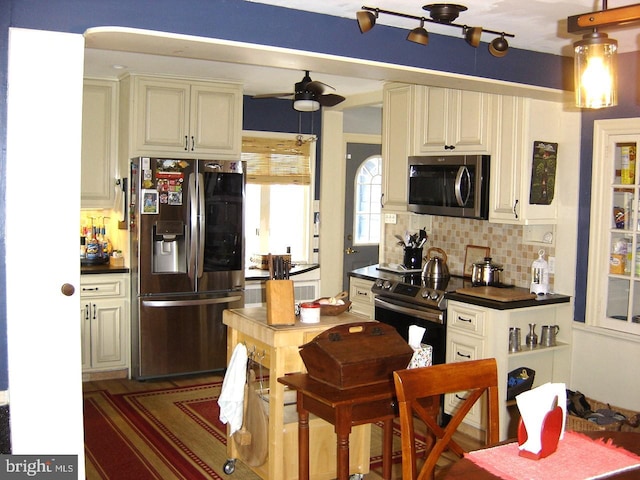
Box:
(454, 166), (471, 206)
(197, 172), (205, 280)
(188, 172), (197, 288)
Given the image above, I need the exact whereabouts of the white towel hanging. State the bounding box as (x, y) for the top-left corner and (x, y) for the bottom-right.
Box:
(218, 343), (248, 435)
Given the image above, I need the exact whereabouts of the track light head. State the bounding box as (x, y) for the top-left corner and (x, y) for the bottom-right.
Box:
(464, 26), (482, 47)
(407, 18), (429, 45)
(489, 34), (509, 57)
(357, 9), (377, 33)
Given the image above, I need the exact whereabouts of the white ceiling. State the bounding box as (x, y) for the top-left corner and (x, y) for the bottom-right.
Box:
(83, 1), (640, 101)
(248, 0), (640, 56)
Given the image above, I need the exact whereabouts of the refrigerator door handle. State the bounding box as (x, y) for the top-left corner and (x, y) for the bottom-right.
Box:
(188, 172), (197, 288)
(142, 295), (243, 308)
(197, 172), (205, 279)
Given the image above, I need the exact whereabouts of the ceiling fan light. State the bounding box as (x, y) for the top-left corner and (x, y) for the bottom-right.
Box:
(407, 19), (429, 45)
(489, 35), (509, 57)
(293, 99), (320, 112)
(574, 31), (618, 109)
(464, 26), (482, 47)
(357, 10), (377, 33)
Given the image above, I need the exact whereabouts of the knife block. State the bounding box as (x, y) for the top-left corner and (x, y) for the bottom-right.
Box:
(265, 279), (296, 325)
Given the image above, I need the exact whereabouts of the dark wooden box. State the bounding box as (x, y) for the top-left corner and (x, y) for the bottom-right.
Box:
(299, 322), (413, 389)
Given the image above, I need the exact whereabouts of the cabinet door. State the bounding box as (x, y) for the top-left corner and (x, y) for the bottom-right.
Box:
(89, 299), (127, 369)
(190, 83), (242, 157)
(349, 277), (374, 318)
(588, 122), (640, 335)
(381, 84), (412, 211)
(81, 303), (92, 371)
(135, 77), (190, 153)
(81, 80), (118, 208)
(489, 95), (524, 223)
(413, 87), (491, 153)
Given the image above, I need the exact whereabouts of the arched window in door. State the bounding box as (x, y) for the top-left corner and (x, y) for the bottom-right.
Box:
(354, 155), (382, 244)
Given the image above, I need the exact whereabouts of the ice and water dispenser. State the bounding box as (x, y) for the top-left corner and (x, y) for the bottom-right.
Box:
(153, 220), (186, 273)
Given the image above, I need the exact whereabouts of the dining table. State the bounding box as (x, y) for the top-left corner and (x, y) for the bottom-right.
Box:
(445, 431), (640, 479)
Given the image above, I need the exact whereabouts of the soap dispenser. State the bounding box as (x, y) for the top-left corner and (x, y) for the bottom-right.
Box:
(530, 249), (549, 295)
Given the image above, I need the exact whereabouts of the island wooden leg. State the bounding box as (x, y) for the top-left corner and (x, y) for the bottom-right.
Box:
(298, 404), (310, 480)
(382, 418), (393, 480)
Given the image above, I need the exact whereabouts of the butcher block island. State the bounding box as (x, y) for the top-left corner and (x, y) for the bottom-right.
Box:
(222, 308), (374, 480)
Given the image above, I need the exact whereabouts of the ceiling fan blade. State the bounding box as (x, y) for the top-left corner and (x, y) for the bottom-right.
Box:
(318, 93), (346, 107)
(306, 80), (335, 96)
(252, 92), (294, 99)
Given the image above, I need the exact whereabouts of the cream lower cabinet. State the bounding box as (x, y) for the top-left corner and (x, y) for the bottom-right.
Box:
(80, 274), (129, 374)
(120, 74), (242, 159)
(349, 277), (375, 319)
(446, 299), (572, 440)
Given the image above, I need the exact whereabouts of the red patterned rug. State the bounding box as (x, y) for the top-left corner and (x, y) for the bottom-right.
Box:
(83, 379), (425, 479)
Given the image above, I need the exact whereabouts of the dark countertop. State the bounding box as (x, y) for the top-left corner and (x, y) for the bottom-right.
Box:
(350, 264), (571, 311)
(81, 263), (129, 275)
(245, 263), (320, 281)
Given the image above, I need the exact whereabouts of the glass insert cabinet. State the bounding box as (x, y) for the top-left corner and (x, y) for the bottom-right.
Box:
(588, 118), (640, 335)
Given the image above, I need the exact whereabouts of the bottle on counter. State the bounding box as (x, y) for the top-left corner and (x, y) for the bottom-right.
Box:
(86, 228), (99, 261)
(80, 236), (86, 259)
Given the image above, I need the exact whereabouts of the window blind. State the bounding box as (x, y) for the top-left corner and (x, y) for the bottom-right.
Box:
(242, 136), (311, 185)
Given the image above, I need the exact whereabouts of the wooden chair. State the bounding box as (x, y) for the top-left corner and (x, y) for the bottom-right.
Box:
(393, 358), (499, 480)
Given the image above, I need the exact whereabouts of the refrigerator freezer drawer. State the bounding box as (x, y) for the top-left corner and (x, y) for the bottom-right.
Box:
(134, 292), (244, 379)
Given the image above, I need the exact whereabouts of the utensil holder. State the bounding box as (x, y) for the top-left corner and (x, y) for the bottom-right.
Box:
(403, 247), (423, 270)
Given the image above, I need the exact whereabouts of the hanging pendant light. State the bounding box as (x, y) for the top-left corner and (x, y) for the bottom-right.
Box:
(574, 30), (618, 109)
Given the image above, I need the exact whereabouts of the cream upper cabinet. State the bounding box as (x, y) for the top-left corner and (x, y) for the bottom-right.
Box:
(412, 86), (493, 154)
(81, 79), (118, 208)
(381, 83), (413, 212)
(123, 75), (243, 159)
(489, 97), (578, 225)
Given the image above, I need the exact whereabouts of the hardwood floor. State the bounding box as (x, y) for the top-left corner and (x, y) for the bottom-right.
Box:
(83, 373), (482, 479)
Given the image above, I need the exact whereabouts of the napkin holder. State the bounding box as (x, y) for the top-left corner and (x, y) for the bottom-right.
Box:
(517, 404), (563, 460)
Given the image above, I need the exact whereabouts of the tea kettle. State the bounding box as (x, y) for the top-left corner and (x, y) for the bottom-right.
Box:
(422, 247), (450, 279)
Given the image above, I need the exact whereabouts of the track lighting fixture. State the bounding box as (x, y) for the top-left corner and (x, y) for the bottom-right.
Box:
(407, 18), (429, 45)
(566, 1), (640, 109)
(356, 4), (514, 57)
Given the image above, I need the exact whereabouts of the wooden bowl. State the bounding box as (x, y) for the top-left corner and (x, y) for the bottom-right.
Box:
(316, 299), (352, 316)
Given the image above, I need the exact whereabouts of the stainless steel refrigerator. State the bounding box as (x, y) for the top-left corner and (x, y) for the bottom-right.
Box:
(129, 157), (245, 379)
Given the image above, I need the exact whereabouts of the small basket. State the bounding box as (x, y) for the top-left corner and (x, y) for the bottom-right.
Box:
(507, 367), (535, 401)
(315, 299), (351, 316)
(566, 397), (636, 433)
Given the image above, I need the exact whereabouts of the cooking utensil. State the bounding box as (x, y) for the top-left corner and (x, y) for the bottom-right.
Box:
(471, 257), (504, 286)
(422, 247), (450, 279)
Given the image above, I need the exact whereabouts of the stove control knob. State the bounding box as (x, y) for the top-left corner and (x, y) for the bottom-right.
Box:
(421, 290), (432, 300)
(430, 292), (440, 300)
(374, 279), (384, 288)
(382, 280), (392, 290)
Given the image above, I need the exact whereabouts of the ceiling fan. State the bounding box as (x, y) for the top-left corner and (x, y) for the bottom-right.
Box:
(252, 70), (346, 111)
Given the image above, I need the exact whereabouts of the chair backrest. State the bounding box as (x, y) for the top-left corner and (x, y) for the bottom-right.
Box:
(393, 358), (499, 480)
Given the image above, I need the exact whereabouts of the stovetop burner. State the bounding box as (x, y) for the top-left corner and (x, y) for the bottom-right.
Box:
(371, 274), (472, 310)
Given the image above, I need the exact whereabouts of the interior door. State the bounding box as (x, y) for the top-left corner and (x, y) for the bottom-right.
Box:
(6, 28), (85, 467)
(342, 142), (381, 291)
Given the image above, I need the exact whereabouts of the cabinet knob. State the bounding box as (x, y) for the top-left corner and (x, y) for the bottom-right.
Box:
(61, 283), (75, 297)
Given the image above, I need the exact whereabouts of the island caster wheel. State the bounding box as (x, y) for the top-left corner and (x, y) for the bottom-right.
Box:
(223, 459), (236, 475)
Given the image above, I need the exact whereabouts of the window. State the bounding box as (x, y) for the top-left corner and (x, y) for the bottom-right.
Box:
(242, 133), (315, 265)
(354, 155), (382, 244)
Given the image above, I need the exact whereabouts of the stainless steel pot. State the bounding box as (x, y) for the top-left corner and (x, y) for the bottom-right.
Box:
(471, 257), (503, 286)
(422, 247), (450, 279)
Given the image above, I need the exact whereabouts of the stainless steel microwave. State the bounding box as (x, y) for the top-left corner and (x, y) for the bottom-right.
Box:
(407, 154), (490, 219)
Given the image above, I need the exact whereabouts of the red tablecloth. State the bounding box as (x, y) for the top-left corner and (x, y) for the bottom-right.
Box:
(466, 431), (640, 480)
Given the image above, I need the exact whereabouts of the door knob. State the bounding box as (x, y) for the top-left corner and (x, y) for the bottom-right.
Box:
(60, 283), (75, 296)
(345, 247), (359, 255)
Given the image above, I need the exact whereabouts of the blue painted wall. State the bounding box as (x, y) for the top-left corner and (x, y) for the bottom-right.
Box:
(0, 0), (638, 390)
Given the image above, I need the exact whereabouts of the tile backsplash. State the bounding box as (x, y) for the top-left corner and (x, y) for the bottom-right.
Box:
(384, 213), (555, 289)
